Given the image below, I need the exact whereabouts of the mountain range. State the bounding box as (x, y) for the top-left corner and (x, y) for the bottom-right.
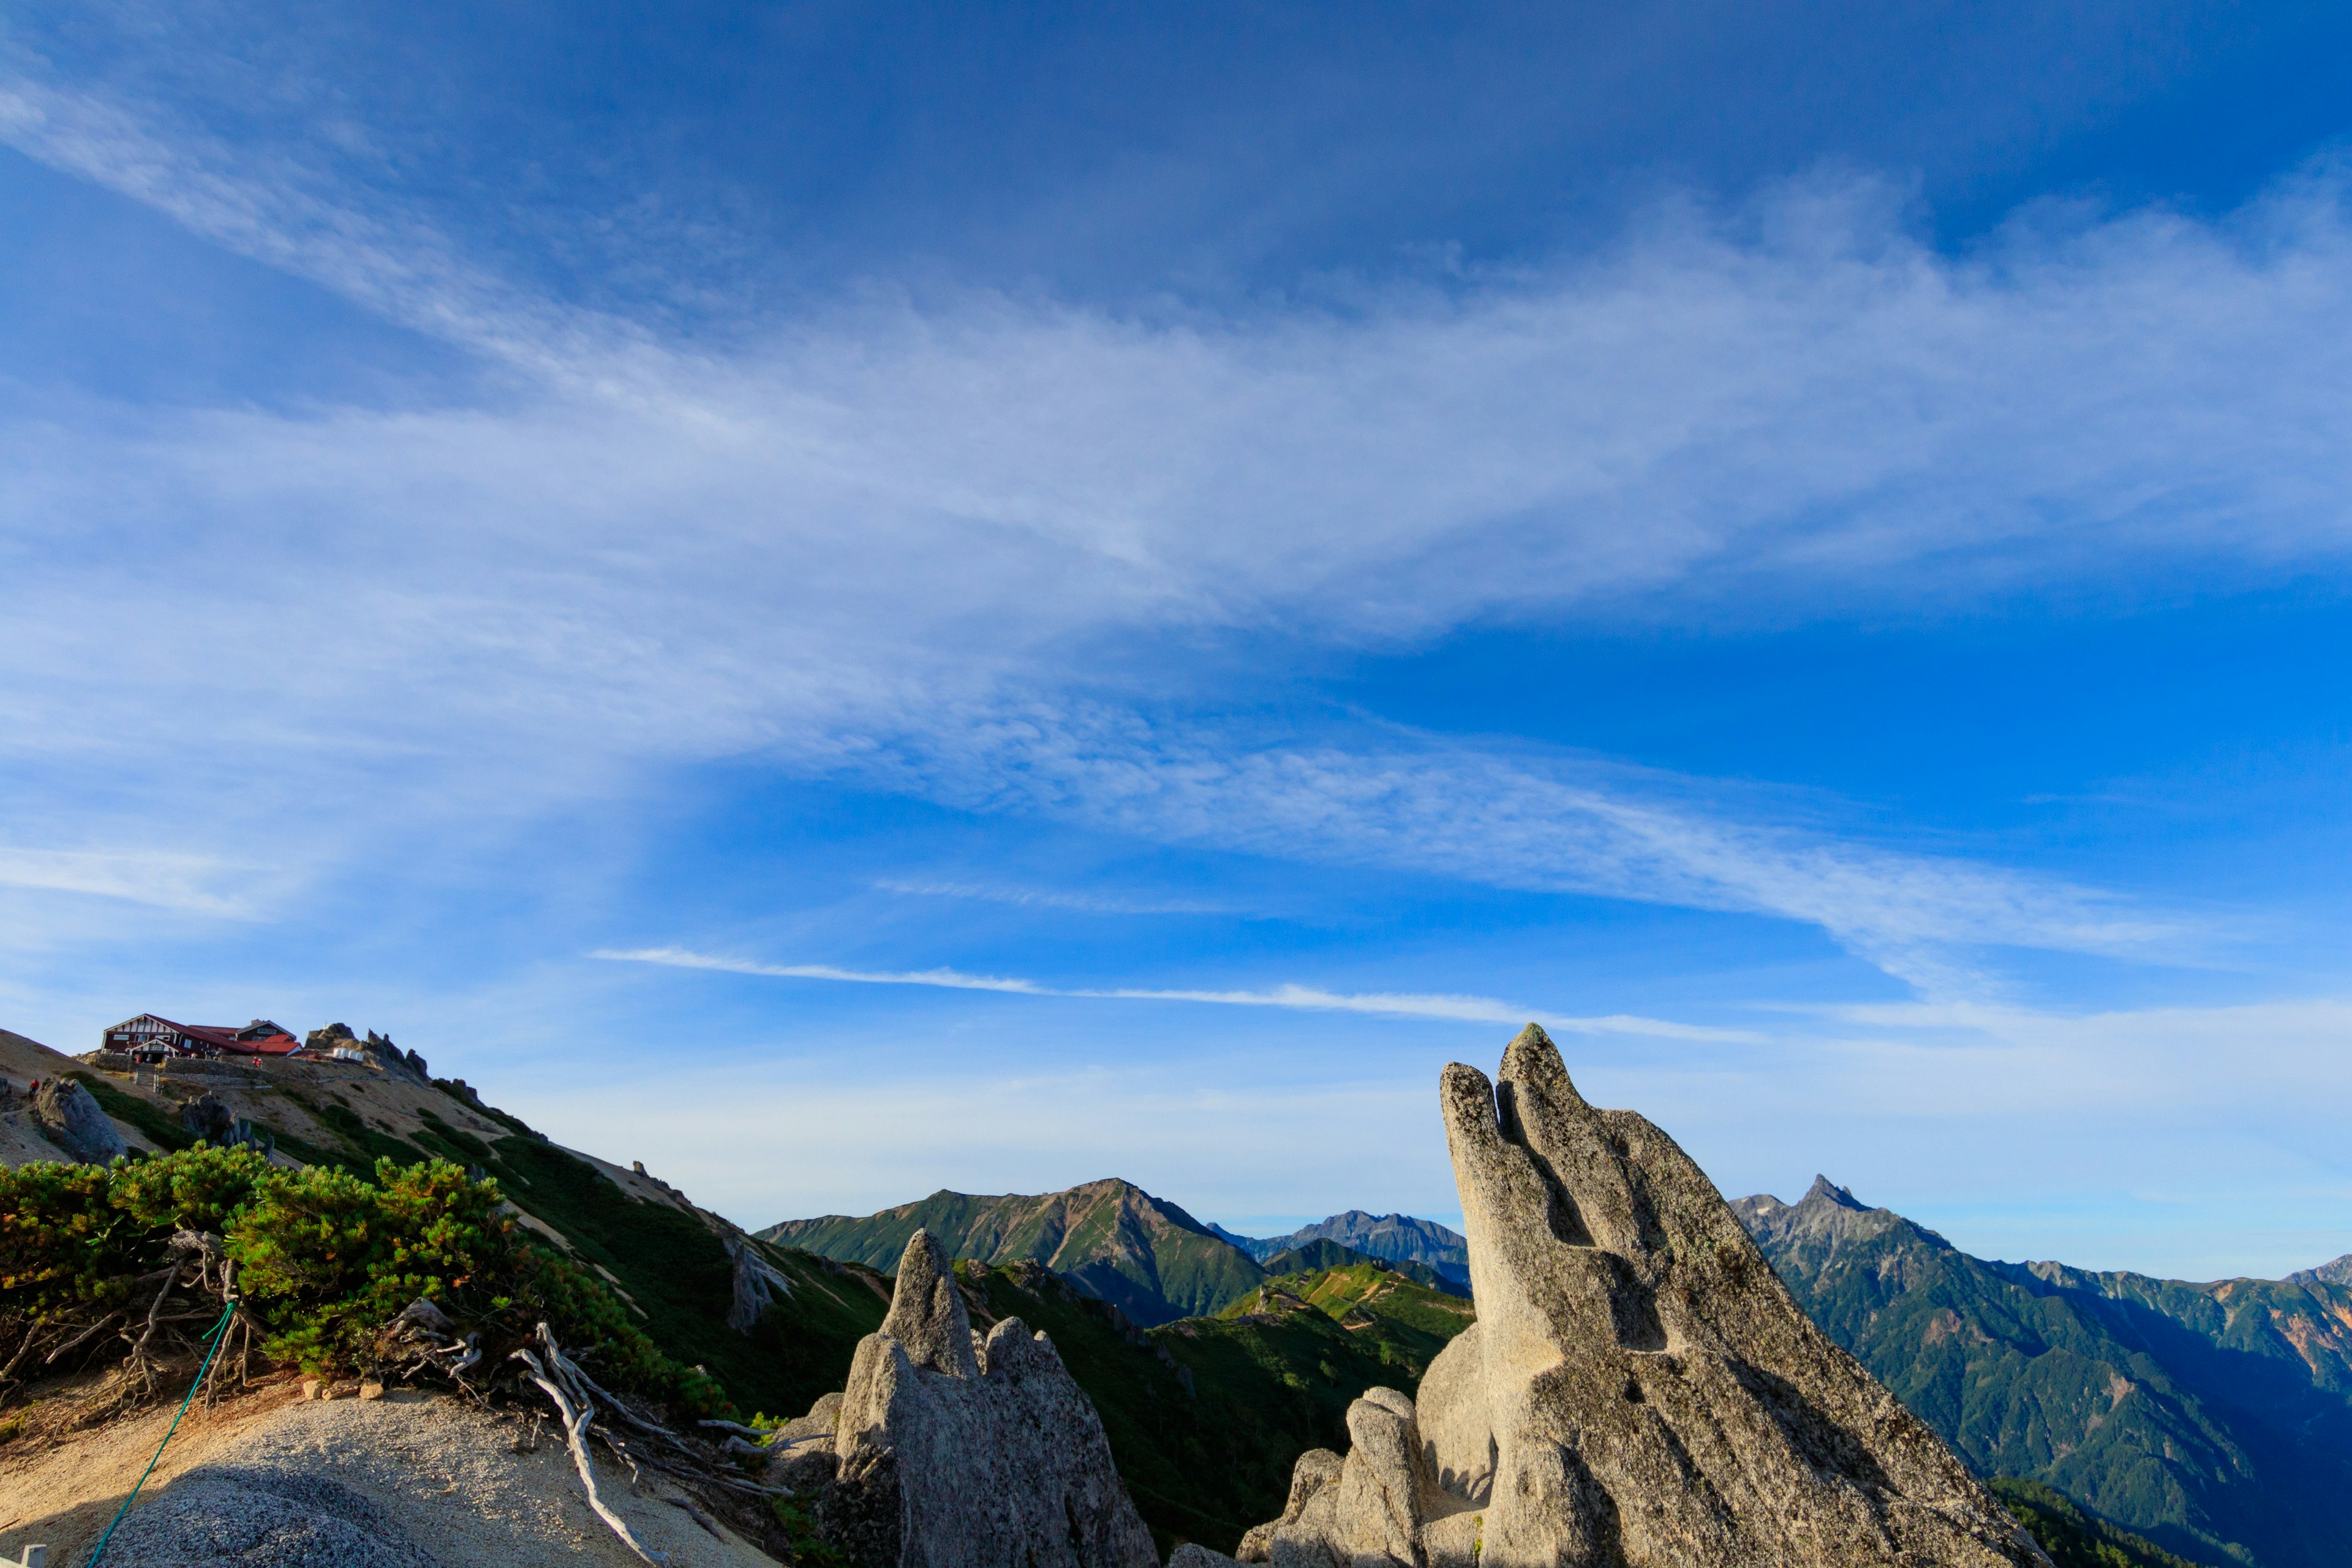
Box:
(1738, 1177), (2352, 1568)
(1210, 1209), (1470, 1287)
(761, 1183), (1468, 1325)
(759, 1178), (1267, 1325)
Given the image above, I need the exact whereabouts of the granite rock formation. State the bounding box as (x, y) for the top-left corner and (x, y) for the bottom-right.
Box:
(101, 1466), (445, 1568)
(1243, 1023), (2050, 1568)
(31, 1076), (127, 1163)
(818, 1228), (1159, 1568)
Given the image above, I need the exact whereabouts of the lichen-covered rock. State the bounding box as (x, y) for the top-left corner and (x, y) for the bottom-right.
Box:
(1251, 1025), (2052, 1568)
(31, 1077), (127, 1163)
(820, 1229), (1158, 1568)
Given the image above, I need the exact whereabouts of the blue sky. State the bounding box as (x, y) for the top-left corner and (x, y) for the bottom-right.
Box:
(4, 2), (2351, 1278)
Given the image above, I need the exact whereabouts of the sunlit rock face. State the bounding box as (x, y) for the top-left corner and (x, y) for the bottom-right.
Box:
(1245, 1024), (2052, 1568)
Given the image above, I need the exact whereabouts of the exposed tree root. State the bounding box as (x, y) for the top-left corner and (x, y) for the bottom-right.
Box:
(513, 1338), (665, 1565)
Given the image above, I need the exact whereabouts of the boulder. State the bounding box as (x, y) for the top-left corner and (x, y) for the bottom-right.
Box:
(764, 1389), (846, 1491)
(31, 1077), (127, 1164)
(1248, 1025), (2052, 1568)
(100, 1465), (445, 1567)
(178, 1093), (241, 1145)
(819, 1229), (1158, 1568)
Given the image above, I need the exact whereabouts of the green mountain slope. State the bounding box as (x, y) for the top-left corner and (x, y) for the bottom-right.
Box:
(1224, 1261), (1477, 1370)
(453, 1124), (890, 1420)
(20, 1031), (896, 1422)
(1262, 1237), (1467, 1297)
(760, 1177), (1268, 1325)
(1739, 1178), (2352, 1568)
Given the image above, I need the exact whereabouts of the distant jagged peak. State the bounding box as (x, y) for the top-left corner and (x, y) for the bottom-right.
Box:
(1733, 1176), (1960, 1260)
(1803, 1174), (1868, 1210)
(2286, 1252), (2352, 1287)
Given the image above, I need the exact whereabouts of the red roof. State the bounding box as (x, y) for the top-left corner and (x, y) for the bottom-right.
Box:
(221, 1030), (300, 1056)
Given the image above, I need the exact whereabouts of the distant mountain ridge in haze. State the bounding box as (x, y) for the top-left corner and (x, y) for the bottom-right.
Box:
(2286, 1253), (2352, 1287)
(1212, 1208), (1469, 1286)
(758, 1177), (1268, 1326)
(1738, 1175), (2352, 1568)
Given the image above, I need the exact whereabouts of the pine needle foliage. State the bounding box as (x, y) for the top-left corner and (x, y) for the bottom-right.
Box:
(0, 1147), (725, 1415)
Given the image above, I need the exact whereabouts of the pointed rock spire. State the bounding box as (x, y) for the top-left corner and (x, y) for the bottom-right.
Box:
(1804, 1174), (1866, 1210)
(881, 1228), (980, 1379)
(1264, 1025), (2053, 1567)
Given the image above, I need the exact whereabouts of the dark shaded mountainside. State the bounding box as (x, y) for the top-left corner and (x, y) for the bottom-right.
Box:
(1212, 1208), (1471, 1287)
(1739, 1177), (2352, 1568)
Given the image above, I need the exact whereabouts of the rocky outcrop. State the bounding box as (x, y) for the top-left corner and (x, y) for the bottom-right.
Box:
(818, 1228), (1159, 1568)
(178, 1092), (271, 1153)
(1243, 1024), (2050, 1568)
(103, 1466), (447, 1567)
(306, 1023), (430, 1082)
(764, 1390), (846, 1491)
(31, 1077), (127, 1163)
(725, 1235), (794, 1332)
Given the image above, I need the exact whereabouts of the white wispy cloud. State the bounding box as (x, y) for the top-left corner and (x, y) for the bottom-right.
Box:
(0, 846), (257, 917)
(594, 944), (1769, 1040)
(1, 67), (2345, 991)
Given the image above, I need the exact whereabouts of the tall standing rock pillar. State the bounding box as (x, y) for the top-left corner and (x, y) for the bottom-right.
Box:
(1245, 1024), (2052, 1568)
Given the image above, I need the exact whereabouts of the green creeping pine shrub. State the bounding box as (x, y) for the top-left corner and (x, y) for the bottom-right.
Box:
(228, 1158), (510, 1374)
(0, 1148), (729, 1416)
(0, 1147), (276, 1319)
(0, 1159), (148, 1317)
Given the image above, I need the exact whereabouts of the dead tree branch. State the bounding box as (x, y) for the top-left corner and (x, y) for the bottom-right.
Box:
(512, 1339), (665, 1566)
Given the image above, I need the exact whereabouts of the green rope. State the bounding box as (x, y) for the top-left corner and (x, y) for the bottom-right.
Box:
(83, 1298), (239, 1568)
